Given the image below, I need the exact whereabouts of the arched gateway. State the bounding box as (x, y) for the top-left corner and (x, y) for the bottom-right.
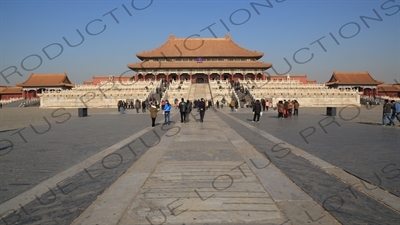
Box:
(127, 34), (272, 83)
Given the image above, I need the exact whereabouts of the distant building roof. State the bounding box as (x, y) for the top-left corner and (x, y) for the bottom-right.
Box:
(135, 34), (265, 59)
(325, 71), (383, 86)
(83, 81), (93, 85)
(16, 73), (74, 87)
(378, 84), (400, 92)
(267, 75), (308, 78)
(0, 86), (22, 94)
(92, 76), (132, 79)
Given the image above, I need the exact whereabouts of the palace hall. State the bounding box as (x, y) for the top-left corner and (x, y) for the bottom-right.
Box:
(127, 34), (272, 83)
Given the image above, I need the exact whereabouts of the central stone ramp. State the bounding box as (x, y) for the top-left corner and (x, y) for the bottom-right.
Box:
(188, 83), (210, 100)
(119, 113), (287, 225)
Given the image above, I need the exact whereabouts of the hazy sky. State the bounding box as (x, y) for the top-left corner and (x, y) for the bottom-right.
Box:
(1, 0), (399, 86)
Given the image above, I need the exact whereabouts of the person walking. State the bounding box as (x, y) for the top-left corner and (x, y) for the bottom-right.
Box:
(230, 99), (235, 112)
(382, 99), (395, 126)
(261, 99), (266, 111)
(142, 101), (146, 113)
(149, 102), (160, 127)
(265, 100), (270, 112)
(391, 100), (400, 124)
(179, 98), (187, 123)
(294, 100), (300, 116)
(252, 100), (262, 123)
(163, 100), (171, 125)
(185, 100), (192, 122)
(118, 100), (124, 114)
(198, 98), (206, 122)
(135, 100), (140, 113)
(277, 100), (284, 119)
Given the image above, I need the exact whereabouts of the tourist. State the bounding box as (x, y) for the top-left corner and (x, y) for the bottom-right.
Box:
(149, 102), (160, 127)
(265, 100), (270, 111)
(179, 98), (187, 123)
(261, 99), (266, 111)
(142, 101), (146, 113)
(135, 100), (140, 113)
(277, 100), (284, 119)
(216, 100), (220, 108)
(123, 101), (127, 109)
(185, 100), (192, 122)
(163, 100), (171, 125)
(175, 98), (179, 109)
(382, 99), (395, 126)
(252, 100), (262, 123)
(198, 98), (206, 122)
(118, 100), (124, 114)
(161, 100), (165, 110)
(294, 100), (300, 116)
(230, 99), (235, 111)
(283, 100), (289, 118)
(288, 100), (293, 117)
(391, 100), (400, 123)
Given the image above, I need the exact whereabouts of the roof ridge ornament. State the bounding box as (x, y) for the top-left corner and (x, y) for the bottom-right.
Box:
(225, 33), (230, 40)
(169, 34), (174, 39)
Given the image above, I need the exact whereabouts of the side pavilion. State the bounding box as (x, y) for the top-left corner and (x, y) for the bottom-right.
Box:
(16, 73), (74, 99)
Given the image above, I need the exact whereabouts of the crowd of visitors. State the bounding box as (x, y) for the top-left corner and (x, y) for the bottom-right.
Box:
(382, 99), (400, 127)
(118, 91), (400, 129)
(274, 99), (300, 119)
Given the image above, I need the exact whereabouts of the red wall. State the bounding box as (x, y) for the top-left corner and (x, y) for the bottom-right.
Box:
(0, 93), (22, 100)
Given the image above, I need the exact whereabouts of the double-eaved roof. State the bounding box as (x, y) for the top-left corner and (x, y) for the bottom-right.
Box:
(128, 34), (272, 71)
(16, 73), (74, 88)
(136, 34), (264, 59)
(325, 71), (383, 86)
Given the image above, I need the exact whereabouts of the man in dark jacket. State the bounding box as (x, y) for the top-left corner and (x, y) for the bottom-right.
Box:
(252, 100), (262, 122)
(185, 100), (192, 122)
(261, 99), (266, 111)
(294, 100), (300, 116)
(179, 98), (187, 123)
(198, 98), (206, 122)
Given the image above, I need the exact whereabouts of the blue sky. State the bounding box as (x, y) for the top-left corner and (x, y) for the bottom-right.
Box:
(1, 0), (399, 85)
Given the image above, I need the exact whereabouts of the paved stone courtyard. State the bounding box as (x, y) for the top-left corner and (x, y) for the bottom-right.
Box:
(0, 105), (399, 225)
